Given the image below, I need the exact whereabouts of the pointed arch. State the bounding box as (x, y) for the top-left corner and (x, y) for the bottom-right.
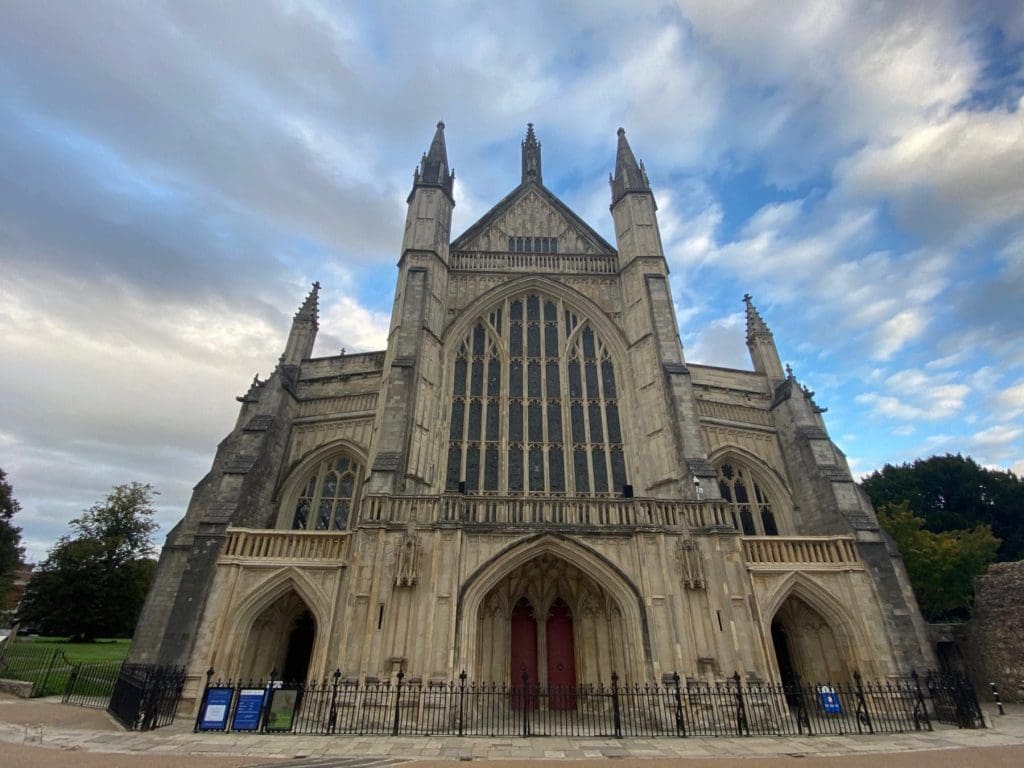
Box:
(456, 533), (651, 681)
(221, 567), (332, 683)
(274, 439), (367, 529)
(762, 572), (867, 681)
(442, 279), (634, 497)
(708, 446), (794, 535)
(443, 275), (629, 360)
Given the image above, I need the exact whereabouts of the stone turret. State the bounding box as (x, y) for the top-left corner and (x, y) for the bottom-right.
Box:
(610, 126), (653, 207)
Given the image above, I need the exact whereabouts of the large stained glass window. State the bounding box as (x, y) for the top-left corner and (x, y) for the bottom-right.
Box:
(447, 294), (626, 496)
(291, 456), (362, 530)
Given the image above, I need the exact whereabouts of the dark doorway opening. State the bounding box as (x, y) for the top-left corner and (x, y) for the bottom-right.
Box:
(282, 610), (315, 683)
(771, 619), (799, 704)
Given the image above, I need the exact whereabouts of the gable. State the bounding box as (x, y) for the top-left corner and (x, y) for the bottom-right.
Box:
(451, 183), (616, 255)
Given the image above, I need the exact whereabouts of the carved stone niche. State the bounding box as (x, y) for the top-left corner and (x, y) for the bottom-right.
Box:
(395, 525), (418, 587)
(677, 538), (706, 590)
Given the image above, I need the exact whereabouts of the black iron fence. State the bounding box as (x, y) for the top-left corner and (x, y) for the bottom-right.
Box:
(108, 663), (186, 730)
(924, 671), (986, 729)
(62, 660), (125, 708)
(194, 669), (983, 737)
(0, 641), (77, 697)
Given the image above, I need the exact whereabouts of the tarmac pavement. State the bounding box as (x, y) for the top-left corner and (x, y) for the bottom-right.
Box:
(1, 693), (1022, 766)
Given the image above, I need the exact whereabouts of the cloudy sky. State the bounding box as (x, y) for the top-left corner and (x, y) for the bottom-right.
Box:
(2, 1), (1022, 561)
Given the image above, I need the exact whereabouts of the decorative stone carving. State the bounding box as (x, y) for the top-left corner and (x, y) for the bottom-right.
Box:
(677, 538), (706, 590)
(395, 524), (418, 587)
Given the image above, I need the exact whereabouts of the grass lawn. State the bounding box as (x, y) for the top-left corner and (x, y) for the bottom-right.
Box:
(27, 637), (131, 663)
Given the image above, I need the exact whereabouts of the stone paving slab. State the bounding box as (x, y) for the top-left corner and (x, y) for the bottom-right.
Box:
(0, 695), (1022, 762)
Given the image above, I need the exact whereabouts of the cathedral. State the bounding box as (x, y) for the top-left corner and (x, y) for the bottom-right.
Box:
(129, 123), (935, 703)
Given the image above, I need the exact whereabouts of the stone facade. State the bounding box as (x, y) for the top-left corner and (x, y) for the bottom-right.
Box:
(965, 561), (1024, 702)
(129, 123), (935, 705)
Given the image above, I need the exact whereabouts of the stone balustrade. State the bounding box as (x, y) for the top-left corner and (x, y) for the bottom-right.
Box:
(361, 494), (738, 531)
(450, 251), (619, 274)
(740, 536), (862, 569)
(222, 528), (351, 562)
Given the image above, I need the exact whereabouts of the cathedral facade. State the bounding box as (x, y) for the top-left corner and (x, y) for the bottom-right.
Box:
(129, 124), (934, 701)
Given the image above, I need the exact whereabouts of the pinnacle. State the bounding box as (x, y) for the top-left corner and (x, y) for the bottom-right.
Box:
(521, 122), (542, 185)
(412, 121), (454, 201)
(610, 127), (650, 205)
(744, 294), (772, 343)
(295, 281), (320, 328)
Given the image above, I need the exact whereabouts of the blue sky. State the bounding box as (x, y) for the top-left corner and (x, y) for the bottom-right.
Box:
(1, 1), (1022, 561)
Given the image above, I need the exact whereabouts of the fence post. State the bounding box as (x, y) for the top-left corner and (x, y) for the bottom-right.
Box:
(793, 673), (811, 735)
(990, 682), (1005, 716)
(611, 671), (622, 739)
(458, 670), (467, 737)
(392, 669), (404, 736)
(328, 669), (341, 734)
(733, 672), (749, 736)
(853, 670), (873, 734)
(521, 670), (530, 737)
(672, 672), (686, 737)
(911, 670), (932, 732)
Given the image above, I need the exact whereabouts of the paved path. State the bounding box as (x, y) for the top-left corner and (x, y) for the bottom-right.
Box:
(1, 694), (1022, 765)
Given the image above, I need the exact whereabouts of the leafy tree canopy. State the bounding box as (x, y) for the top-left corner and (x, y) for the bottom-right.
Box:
(877, 502), (1000, 621)
(861, 454), (1024, 562)
(0, 468), (25, 609)
(19, 482), (158, 641)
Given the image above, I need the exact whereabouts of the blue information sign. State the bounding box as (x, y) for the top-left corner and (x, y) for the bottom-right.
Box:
(231, 688), (266, 731)
(818, 686), (842, 714)
(197, 687), (234, 731)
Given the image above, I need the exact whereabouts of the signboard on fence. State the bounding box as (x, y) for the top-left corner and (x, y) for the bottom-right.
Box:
(818, 686), (842, 714)
(231, 688), (266, 731)
(264, 686), (300, 732)
(197, 687), (234, 731)
(264, 688), (299, 737)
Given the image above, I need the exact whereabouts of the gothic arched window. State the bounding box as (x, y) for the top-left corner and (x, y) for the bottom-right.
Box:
(446, 293), (626, 496)
(716, 462), (779, 536)
(290, 455), (362, 530)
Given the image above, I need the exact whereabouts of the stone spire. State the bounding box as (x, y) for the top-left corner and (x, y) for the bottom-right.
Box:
(610, 127), (652, 206)
(412, 121), (454, 203)
(281, 281), (320, 366)
(743, 294), (784, 381)
(521, 122), (542, 185)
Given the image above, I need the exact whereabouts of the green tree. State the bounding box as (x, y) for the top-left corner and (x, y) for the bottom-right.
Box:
(862, 454), (1024, 561)
(20, 482), (158, 640)
(0, 468), (25, 610)
(878, 501), (1000, 621)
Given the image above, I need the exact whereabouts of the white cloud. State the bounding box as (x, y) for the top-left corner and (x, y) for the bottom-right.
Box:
(856, 368), (970, 421)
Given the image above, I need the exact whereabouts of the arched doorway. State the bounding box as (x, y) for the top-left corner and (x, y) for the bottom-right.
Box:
(240, 590), (317, 683)
(770, 594), (849, 684)
(476, 553), (626, 687)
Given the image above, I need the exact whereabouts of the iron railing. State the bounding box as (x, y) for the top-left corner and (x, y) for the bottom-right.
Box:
(0, 641), (76, 697)
(108, 663), (186, 730)
(62, 660), (125, 708)
(193, 669), (982, 737)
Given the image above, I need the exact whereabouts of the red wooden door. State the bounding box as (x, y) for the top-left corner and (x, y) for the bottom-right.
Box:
(510, 599), (538, 709)
(546, 599), (576, 710)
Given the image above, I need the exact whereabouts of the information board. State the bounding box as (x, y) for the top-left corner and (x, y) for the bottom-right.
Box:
(818, 686), (842, 714)
(264, 687), (300, 732)
(197, 687), (234, 731)
(231, 688), (266, 731)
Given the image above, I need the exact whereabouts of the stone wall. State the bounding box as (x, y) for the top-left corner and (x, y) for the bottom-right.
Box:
(966, 561), (1024, 702)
